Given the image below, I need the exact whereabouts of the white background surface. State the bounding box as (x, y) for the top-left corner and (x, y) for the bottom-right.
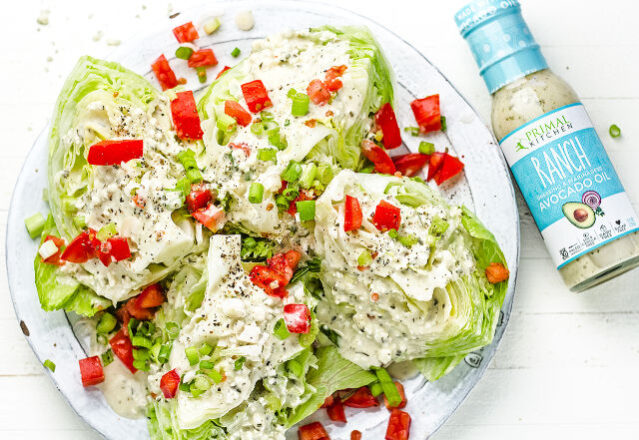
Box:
(1, 1), (638, 439)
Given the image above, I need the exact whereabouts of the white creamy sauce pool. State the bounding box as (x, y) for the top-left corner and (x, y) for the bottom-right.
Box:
(99, 360), (148, 419)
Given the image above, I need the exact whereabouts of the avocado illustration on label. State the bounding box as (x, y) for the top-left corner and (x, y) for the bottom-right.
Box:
(563, 202), (596, 229)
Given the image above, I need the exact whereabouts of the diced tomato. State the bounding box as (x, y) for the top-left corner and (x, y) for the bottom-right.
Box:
(160, 369), (180, 398)
(106, 237), (131, 262)
(171, 91), (203, 140)
(229, 142), (251, 156)
(393, 153), (429, 177)
(384, 382), (407, 409)
(172, 22), (199, 43)
(283, 304), (311, 334)
(136, 284), (165, 308)
(126, 296), (154, 320)
(385, 409), (411, 440)
(298, 421), (330, 440)
(485, 262), (509, 284)
(192, 203), (225, 231)
(186, 184), (212, 212)
(375, 103), (402, 149)
(60, 230), (98, 263)
(321, 395), (335, 408)
(188, 48), (218, 68)
(241, 80), (273, 113)
(109, 329), (137, 373)
(224, 100), (252, 126)
(344, 195), (362, 232)
(326, 398), (347, 423)
(410, 94), (441, 133)
(373, 200), (402, 232)
(249, 265), (288, 298)
(79, 356), (104, 387)
(434, 153), (464, 185)
(42, 235), (65, 266)
(344, 386), (380, 408)
(87, 140), (143, 166)
(361, 140), (396, 175)
(351, 431), (362, 440)
(307, 79), (331, 106)
(216, 66), (231, 79)
(267, 250), (301, 284)
(151, 54), (178, 91)
(426, 152), (445, 182)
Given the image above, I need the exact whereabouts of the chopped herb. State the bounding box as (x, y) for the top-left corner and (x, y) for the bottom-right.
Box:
(440, 115), (447, 132)
(281, 161), (302, 183)
(196, 66), (207, 84)
(43, 359), (56, 372)
(357, 250), (373, 267)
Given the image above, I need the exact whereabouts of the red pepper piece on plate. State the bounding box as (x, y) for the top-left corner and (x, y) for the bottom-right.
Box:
(224, 100), (252, 126)
(151, 54), (178, 90)
(373, 200), (401, 232)
(375, 103), (402, 149)
(109, 329), (137, 374)
(185, 184), (212, 213)
(361, 140), (396, 175)
(160, 369), (181, 398)
(79, 356), (105, 387)
(87, 140), (143, 166)
(410, 94), (441, 133)
(344, 195), (362, 232)
(172, 22), (199, 43)
(283, 304), (311, 334)
(188, 49), (218, 68)
(392, 153), (429, 177)
(385, 409), (411, 440)
(298, 421), (330, 440)
(344, 386), (380, 408)
(241, 80), (273, 113)
(171, 91), (203, 140)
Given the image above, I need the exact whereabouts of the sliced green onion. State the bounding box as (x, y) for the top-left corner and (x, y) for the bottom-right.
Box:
(43, 359), (56, 372)
(158, 343), (172, 364)
(179, 380), (191, 392)
(374, 367), (393, 383)
(287, 89), (298, 99)
(369, 381), (383, 397)
(382, 381), (402, 407)
(190, 386), (205, 397)
(296, 200), (316, 222)
(165, 322), (180, 340)
(133, 348), (150, 361)
(260, 111), (275, 122)
(131, 336), (152, 349)
(291, 93), (310, 117)
(217, 113), (237, 134)
(250, 121), (265, 136)
(440, 115), (447, 132)
(357, 250), (373, 267)
(96, 223), (117, 241)
(359, 165), (375, 174)
(609, 124), (621, 138)
(231, 47), (241, 57)
(101, 350), (114, 366)
(419, 141), (435, 155)
(25, 213), (46, 239)
(198, 343), (214, 356)
(199, 360), (216, 370)
(234, 356), (246, 371)
(282, 185), (299, 202)
(196, 66), (207, 84)
(96, 312), (117, 334)
(388, 229), (399, 240)
(206, 369), (223, 383)
(273, 318), (291, 340)
(73, 215), (86, 229)
(275, 194), (289, 212)
(194, 376), (211, 391)
(203, 17), (221, 35)
(286, 359), (303, 377)
(299, 164), (317, 189)
(185, 346), (200, 366)
(132, 359), (149, 371)
(398, 234), (419, 248)
(282, 161), (302, 183)
(257, 148), (277, 162)
(248, 182), (264, 204)
(317, 163), (333, 184)
(175, 46), (194, 60)
(404, 126), (420, 136)
(267, 127), (287, 150)
(429, 216), (449, 237)
(177, 149), (202, 183)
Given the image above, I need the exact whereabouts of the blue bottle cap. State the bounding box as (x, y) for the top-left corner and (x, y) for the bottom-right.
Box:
(454, 0), (548, 94)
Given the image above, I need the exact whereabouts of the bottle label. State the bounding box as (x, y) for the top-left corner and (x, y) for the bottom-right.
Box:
(500, 103), (639, 268)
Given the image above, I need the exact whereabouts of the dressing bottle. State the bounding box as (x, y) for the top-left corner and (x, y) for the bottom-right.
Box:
(455, 0), (639, 291)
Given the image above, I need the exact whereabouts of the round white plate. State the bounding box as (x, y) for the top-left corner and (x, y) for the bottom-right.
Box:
(6, 1), (519, 439)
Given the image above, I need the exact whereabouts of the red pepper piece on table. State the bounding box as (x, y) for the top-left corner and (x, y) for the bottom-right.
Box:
(172, 22), (199, 43)
(188, 49), (218, 68)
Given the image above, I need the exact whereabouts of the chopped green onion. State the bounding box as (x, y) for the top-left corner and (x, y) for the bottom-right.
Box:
(206, 369), (223, 383)
(299, 164), (317, 189)
(165, 322), (180, 340)
(25, 213), (46, 239)
(284, 119), (291, 126)
(429, 216), (449, 237)
(62, 198), (77, 213)
(73, 215), (86, 229)
(179, 380), (191, 392)
(132, 359), (149, 371)
(260, 111), (275, 122)
(404, 126), (421, 136)
(440, 115), (447, 132)
(257, 148), (277, 163)
(609, 124), (621, 138)
(248, 182), (264, 204)
(194, 376), (211, 391)
(359, 165), (375, 174)
(190, 386), (205, 397)
(273, 318), (291, 340)
(369, 381), (383, 397)
(287, 89), (298, 99)
(199, 360), (215, 370)
(203, 17), (221, 35)
(374, 367), (393, 384)
(185, 346), (200, 366)
(317, 163), (333, 184)
(158, 343), (172, 364)
(217, 113), (237, 134)
(398, 234), (419, 248)
(291, 93), (310, 117)
(286, 359), (304, 377)
(282, 185), (299, 202)
(231, 47), (241, 57)
(96, 312), (117, 334)
(250, 121), (265, 136)
(296, 200), (316, 222)
(388, 229), (399, 240)
(275, 195), (289, 212)
(175, 46), (194, 60)
(381, 381), (402, 407)
(101, 350), (114, 366)
(177, 149), (203, 183)
(43, 359), (56, 372)
(234, 356), (246, 371)
(267, 126), (287, 150)
(196, 66), (207, 84)
(96, 223), (117, 241)
(131, 336), (152, 349)
(281, 161), (302, 182)
(132, 348), (150, 361)
(198, 343), (214, 357)
(357, 250), (373, 267)
(419, 141), (435, 155)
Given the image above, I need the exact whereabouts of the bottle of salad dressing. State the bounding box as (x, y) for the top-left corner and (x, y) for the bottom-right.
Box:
(455, 0), (639, 291)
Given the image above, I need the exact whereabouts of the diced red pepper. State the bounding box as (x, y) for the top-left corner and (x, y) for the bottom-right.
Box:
(434, 153), (464, 185)
(151, 54), (178, 91)
(172, 22), (199, 43)
(136, 284), (165, 308)
(109, 329), (137, 374)
(42, 235), (65, 266)
(393, 153), (429, 177)
(344, 386), (380, 408)
(384, 382), (407, 409)
(307, 79), (331, 106)
(87, 140), (143, 166)
(385, 409), (411, 440)
(361, 140), (396, 175)
(229, 142), (251, 156)
(410, 94), (441, 133)
(375, 103), (402, 149)
(325, 78), (343, 92)
(171, 91), (203, 140)
(351, 431), (362, 440)
(485, 262), (510, 284)
(192, 203), (225, 232)
(298, 421), (330, 440)
(249, 266), (288, 298)
(216, 66), (231, 79)
(283, 304), (311, 334)
(241, 80), (273, 113)
(321, 395), (335, 408)
(344, 195), (362, 232)
(373, 200), (401, 232)
(426, 152), (445, 182)
(186, 184), (212, 212)
(325, 65), (347, 81)
(224, 100), (252, 126)
(106, 237), (131, 262)
(188, 49), (218, 68)
(60, 230), (98, 263)
(126, 296), (154, 320)
(267, 250), (301, 284)
(326, 398), (347, 423)
(79, 356), (104, 387)
(115, 307), (131, 336)
(160, 369), (180, 398)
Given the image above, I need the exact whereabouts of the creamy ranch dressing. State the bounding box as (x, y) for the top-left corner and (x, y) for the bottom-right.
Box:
(98, 360), (149, 419)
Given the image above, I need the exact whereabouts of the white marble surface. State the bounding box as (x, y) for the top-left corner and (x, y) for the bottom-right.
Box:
(1, 1), (638, 439)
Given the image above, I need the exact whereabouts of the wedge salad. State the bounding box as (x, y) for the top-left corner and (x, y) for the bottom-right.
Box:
(26, 21), (510, 440)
